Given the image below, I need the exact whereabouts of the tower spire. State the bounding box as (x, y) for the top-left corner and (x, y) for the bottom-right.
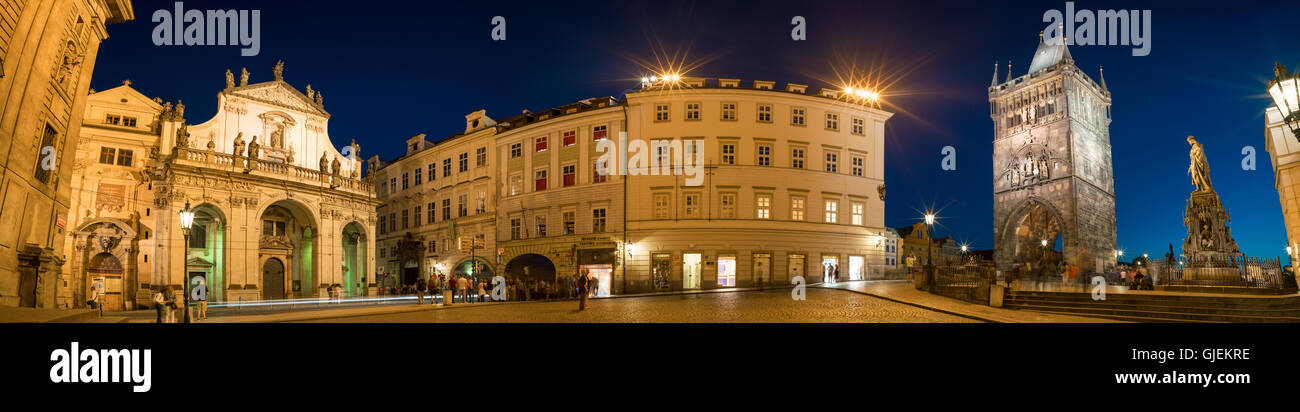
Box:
(1005, 61), (1013, 82)
(1099, 66), (1108, 93)
(991, 61), (999, 87)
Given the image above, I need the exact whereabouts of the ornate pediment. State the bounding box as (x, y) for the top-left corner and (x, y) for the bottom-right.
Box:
(224, 81), (329, 118)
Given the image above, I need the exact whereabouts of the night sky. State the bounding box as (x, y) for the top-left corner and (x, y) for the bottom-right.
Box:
(90, 0), (1300, 263)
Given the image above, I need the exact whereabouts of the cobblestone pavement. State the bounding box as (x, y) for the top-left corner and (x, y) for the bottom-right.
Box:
(298, 288), (980, 323)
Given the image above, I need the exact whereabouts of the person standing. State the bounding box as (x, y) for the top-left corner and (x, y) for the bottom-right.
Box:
(578, 269), (590, 311)
(153, 288), (166, 323)
(457, 275), (469, 303)
(477, 279), (487, 303)
(195, 281), (208, 321)
(87, 285), (100, 312)
(416, 278), (426, 305)
(164, 289), (178, 323)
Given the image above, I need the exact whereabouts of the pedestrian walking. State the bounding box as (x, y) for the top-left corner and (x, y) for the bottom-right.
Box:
(196, 282), (208, 320)
(457, 275), (469, 303)
(578, 269), (590, 311)
(477, 279), (487, 303)
(164, 289), (178, 323)
(87, 286), (100, 314)
(416, 279), (426, 305)
(153, 288), (166, 323)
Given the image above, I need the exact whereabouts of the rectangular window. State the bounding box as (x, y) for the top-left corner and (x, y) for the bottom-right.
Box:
(510, 218), (522, 240)
(592, 161), (608, 183)
(476, 147), (487, 167)
(655, 104), (670, 121)
(563, 164), (576, 187)
(378, 216), (386, 235)
(757, 104), (772, 122)
(443, 159), (451, 177)
(592, 125), (608, 141)
(653, 193), (670, 219)
(791, 196), (806, 221)
(509, 174), (522, 196)
(443, 199), (452, 220)
(105, 114), (121, 125)
(683, 193), (701, 218)
(852, 117), (865, 135)
(720, 193), (737, 219)
(458, 152), (468, 172)
(592, 208), (607, 232)
(402, 173), (409, 190)
(535, 169), (548, 191)
(535, 136), (548, 152)
(389, 178), (396, 193)
(427, 202), (436, 223)
(792, 148), (805, 169)
(852, 156), (864, 177)
(428, 164), (436, 182)
(721, 102), (737, 121)
(563, 211), (576, 235)
(756, 144), (771, 166)
(756, 194), (772, 219)
(685, 102), (701, 121)
(535, 215), (547, 237)
(458, 195), (468, 217)
(99, 147), (116, 164)
(825, 112), (839, 131)
(562, 131), (576, 146)
(510, 143), (523, 158)
(476, 191), (486, 214)
(414, 167), (422, 185)
(717, 255), (736, 287)
(825, 200), (839, 223)
(402, 209), (409, 229)
(791, 107), (806, 126)
(388, 214), (396, 232)
(825, 152), (839, 173)
(123, 117), (137, 127)
(852, 202), (864, 225)
(721, 143), (736, 165)
(116, 149), (133, 167)
(414, 205), (422, 226)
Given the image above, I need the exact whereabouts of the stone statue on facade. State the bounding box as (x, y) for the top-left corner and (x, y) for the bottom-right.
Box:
(1187, 136), (1213, 193)
(233, 132), (245, 157)
(331, 157), (342, 177)
(175, 124), (191, 149)
(240, 67), (249, 86)
(225, 69), (234, 89)
(175, 100), (185, 120)
(306, 84), (314, 100)
(248, 136), (261, 160)
(272, 60), (284, 81)
(315, 91), (323, 106)
(319, 152), (330, 174)
(349, 139), (361, 161)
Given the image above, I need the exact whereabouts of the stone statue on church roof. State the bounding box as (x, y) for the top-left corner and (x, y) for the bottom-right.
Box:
(225, 69), (234, 89)
(240, 67), (249, 86)
(272, 60), (284, 81)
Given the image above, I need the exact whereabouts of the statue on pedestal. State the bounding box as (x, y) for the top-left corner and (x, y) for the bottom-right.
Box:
(272, 61), (284, 81)
(225, 69), (234, 89)
(331, 157), (342, 177)
(1181, 135), (1242, 280)
(240, 67), (249, 86)
(1188, 136), (1213, 194)
(319, 152), (330, 175)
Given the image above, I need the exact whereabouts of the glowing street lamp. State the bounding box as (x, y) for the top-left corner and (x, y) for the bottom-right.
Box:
(1268, 62), (1300, 142)
(923, 212), (937, 276)
(178, 202), (196, 324)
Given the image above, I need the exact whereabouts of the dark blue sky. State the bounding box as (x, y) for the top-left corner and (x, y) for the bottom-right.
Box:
(93, 0), (1300, 263)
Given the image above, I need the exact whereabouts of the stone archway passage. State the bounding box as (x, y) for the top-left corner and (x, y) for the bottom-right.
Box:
(1000, 199), (1066, 266)
(263, 258), (285, 300)
(505, 254), (557, 282)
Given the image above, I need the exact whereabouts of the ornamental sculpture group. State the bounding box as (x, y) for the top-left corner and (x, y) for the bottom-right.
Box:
(1181, 135), (1242, 280)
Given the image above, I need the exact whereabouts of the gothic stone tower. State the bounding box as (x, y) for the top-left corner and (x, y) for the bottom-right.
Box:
(989, 35), (1117, 272)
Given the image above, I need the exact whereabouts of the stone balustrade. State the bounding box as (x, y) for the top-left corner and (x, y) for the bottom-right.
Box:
(172, 147), (374, 195)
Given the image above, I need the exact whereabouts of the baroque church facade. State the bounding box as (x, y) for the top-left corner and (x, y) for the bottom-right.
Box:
(989, 34), (1118, 273)
(61, 63), (378, 310)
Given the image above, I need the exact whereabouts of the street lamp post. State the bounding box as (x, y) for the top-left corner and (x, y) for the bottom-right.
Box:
(1268, 62), (1300, 143)
(178, 202), (196, 324)
(924, 212), (936, 281)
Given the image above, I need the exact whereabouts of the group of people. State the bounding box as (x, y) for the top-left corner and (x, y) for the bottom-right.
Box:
(822, 263), (841, 283)
(387, 272), (602, 307)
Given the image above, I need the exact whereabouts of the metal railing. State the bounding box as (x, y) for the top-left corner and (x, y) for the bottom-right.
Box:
(930, 265), (994, 304)
(1157, 255), (1290, 290)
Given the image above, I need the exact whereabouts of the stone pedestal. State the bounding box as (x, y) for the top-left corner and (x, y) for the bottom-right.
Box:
(1181, 191), (1242, 280)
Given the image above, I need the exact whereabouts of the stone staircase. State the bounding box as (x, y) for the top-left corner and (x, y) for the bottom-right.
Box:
(1003, 291), (1300, 323)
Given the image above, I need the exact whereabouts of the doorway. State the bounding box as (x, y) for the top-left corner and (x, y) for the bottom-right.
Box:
(682, 253), (702, 290)
(822, 256), (839, 284)
(717, 254), (737, 287)
(262, 258), (285, 300)
(403, 259), (419, 286)
(753, 253), (771, 286)
(849, 255), (865, 281)
(582, 264), (613, 297)
(788, 254), (805, 284)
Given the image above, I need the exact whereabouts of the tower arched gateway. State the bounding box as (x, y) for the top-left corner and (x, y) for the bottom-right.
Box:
(989, 34), (1116, 272)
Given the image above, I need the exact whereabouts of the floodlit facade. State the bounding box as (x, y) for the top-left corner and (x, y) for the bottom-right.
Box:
(374, 77), (893, 295)
(61, 64), (379, 310)
(1265, 106), (1300, 265)
(0, 0), (133, 308)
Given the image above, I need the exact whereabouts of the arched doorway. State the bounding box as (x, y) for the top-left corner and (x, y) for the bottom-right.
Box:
(257, 200), (318, 298)
(263, 257), (285, 300)
(452, 258), (494, 284)
(403, 259), (419, 286)
(341, 222), (367, 296)
(88, 253), (124, 311)
(505, 254), (557, 282)
(997, 198), (1069, 282)
(187, 204), (226, 302)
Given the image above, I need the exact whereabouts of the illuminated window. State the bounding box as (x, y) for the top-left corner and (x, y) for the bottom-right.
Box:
(563, 131), (576, 146)
(756, 194), (772, 219)
(563, 164), (576, 187)
(592, 125), (608, 141)
(825, 200), (839, 223)
(852, 202), (864, 225)
(720, 193), (737, 218)
(653, 193), (670, 219)
(563, 211), (576, 234)
(791, 196), (805, 221)
(509, 174), (522, 196)
(535, 169), (548, 191)
(535, 136), (548, 152)
(717, 255), (736, 287)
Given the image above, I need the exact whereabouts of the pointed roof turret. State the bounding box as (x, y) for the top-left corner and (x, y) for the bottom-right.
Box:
(1028, 26), (1073, 74)
(1005, 61), (1013, 83)
(991, 61), (999, 87)
(1099, 66), (1109, 93)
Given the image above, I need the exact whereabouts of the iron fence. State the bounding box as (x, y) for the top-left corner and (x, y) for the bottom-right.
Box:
(1157, 255), (1290, 290)
(930, 265), (994, 304)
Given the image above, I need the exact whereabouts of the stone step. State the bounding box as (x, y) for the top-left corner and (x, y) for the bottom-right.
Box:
(84, 316), (130, 323)
(1003, 302), (1300, 323)
(1006, 292), (1300, 309)
(1004, 297), (1300, 316)
(1015, 308), (1209, 323)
